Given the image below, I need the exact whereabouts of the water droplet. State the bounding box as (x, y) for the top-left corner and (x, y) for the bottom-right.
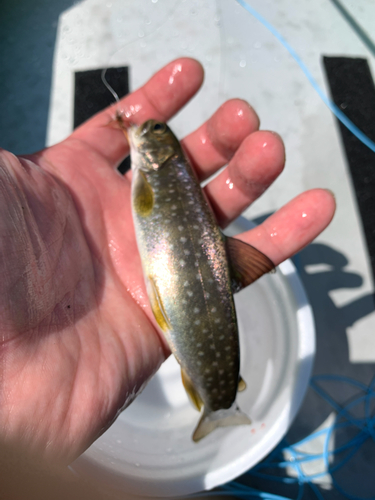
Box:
(145, 18), (151, 25)
(239, 59), (246, 68)
(254, 41), (262, 49)
(151, 0), (158, 3)
(138, 30), (145, 38)
(225, 178), (234, 189)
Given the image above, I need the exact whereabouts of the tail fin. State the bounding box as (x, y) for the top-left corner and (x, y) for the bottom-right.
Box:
(192, 405), (251, 442)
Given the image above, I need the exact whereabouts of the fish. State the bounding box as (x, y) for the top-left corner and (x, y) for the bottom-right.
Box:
(127, 119), (274, 441)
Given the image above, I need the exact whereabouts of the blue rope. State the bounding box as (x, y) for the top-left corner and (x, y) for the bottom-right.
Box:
(186, 375), (375, 500)
(187, 5), (375, 498)
(234, 0), (375, 154)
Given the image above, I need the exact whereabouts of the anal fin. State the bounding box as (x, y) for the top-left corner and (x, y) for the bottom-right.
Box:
(181, 369), (203, 412)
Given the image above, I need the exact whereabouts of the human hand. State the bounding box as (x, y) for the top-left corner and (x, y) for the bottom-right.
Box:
(0, 58), (335, 462)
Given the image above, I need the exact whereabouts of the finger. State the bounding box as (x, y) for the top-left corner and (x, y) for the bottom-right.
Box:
(204, 130), (285, 228)
(69, 58), (204, 167)
(182, 99), (260, 181)
(239, 189), (336, 266)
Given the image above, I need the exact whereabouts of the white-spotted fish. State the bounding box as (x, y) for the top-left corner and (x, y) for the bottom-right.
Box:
(128, 120), (274, 441)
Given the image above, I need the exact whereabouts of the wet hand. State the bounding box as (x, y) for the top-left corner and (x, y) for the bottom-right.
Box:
(0, 58), (335, 462)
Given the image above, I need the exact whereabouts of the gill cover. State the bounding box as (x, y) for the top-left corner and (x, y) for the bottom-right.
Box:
(130, 120), (181, 172)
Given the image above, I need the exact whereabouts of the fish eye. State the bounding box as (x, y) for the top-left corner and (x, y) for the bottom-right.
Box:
(152, 122), (167, 134)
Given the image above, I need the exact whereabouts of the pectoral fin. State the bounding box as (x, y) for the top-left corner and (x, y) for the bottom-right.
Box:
(225, 236), (275, 293)
(181, 368), (203, 412)
(133, 170), (154, 217)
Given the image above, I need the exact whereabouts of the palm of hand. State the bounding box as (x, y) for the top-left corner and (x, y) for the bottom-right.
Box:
(0, 135), (163, 462)
(0, 59), (335, 462)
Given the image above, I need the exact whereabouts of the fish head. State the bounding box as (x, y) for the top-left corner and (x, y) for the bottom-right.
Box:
(128, 120), (181, 173)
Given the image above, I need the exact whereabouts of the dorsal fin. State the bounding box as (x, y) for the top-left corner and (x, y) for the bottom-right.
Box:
(181, 368), (203, 412)
(225, 236), (275, 293)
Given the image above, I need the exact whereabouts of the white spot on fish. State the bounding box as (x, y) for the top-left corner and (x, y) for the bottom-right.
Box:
(188, 201), (194, 205)
(216, 352), (221, 358)
(219, 335), (225, 340)
(171, 205), (177, 210)
(179, 259), (186, 267)
(225, 346), (231, 351)
(205, 292), (210, 299)
(197, 361), (202, 366)
(202, 329), (208, 333)
(197, 343), (202, 347)
(180, 237), (187, 243)
(178, 226), (184, 231)
(208, 377), (213, 381)
(214, 318), (221, 324)
(212, 361), (218, 366)
(193, 225), (199, 229)
(193, 307), (200, 314)
(219, 369), (224, 374)
(196, 274), (200, 280)
(184, 249), (190, 255)
(198, 351), (204, 356)
(184, 281), (189, 287)
(166, 198), (171, 202)
(195, 319), (201, 325)
(211, 307), (217, 313)
(169, 190), (175, 193)
(187, 290), (193, 297)
(169, 244), (174, 250)
(182, 299), (187, 304)
(205, 368), (210, 374)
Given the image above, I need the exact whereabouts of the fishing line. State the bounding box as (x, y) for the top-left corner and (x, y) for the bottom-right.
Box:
(234, 0), (375, 154)
(101, 0), (180, 107)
